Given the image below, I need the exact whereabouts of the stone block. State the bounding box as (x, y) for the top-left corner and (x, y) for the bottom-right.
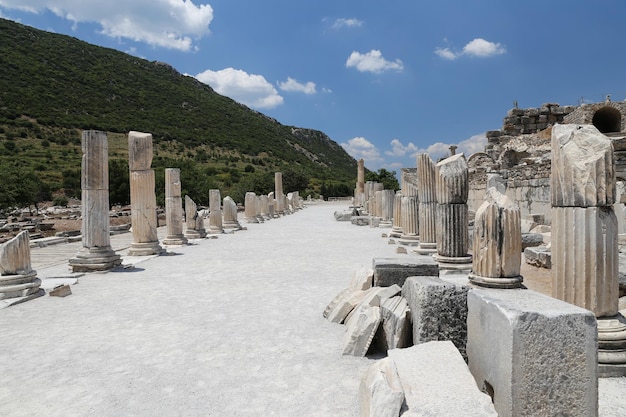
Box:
(402, 275), (469, 359)
(323, 287), (352, 319)
(358, 357), (405, 417)
(333, 210), (352, 221)
(348, 266), (373, 290)
(49, 284), (72, 297)
(342, 305), (380, 356)
(521, 233), (544, 250)
(467, 288), (597, 417)
(345, 285), (400, 324)
(388, 342), (497, 416)
(372, 257), (439, 287)
(378, 295), (411, 351)
(326, 288), (368, 323)
(524, 246), (551, 268)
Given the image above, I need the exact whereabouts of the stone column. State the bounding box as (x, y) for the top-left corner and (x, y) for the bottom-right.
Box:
(433, 154), (472, 271)
(256, 195), (265, 223)
(551, 123), (625, 377)
(469, 187), (523, 288)
(223, 196), (242, 230)
(399, 171), (419, 246)
(1, 231), (43, 304)
(390, 191), (403, 238)
(380, 189), (395, 228)
(268, 192), (276, 218)
(162, 168), (187, 245)
(127, 131), (164, 256)
(275, 172), (285, 215)
(184, 195), (206, 239)
(415, 153), (438, 255)
(69, 130), (121, 271)
(260, 195), (271, 220)
(245, 192), (259, 223)
(207, 189), (224, 234)
(356, 159), (365, 207)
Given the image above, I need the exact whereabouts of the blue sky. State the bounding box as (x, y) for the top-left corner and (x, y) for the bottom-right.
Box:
(1, 1), (625, 172)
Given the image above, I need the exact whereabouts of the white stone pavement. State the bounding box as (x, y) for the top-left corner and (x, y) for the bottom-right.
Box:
(2, 201), (625, 416)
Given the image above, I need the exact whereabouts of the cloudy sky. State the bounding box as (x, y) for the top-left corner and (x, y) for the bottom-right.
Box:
(1, 1), (625, 171)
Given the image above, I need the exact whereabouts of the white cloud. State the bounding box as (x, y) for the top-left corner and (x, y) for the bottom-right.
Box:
(434, 38), (505, 60)
(385, 139), (418, 157)
(0, 0), (213, 51)
(340, 137), (384, 166)
(332, 18), (363, 29)
(416, 133), (487, 161)
(322, 87), (332, 94)
(346, 49), (404, 74)
(278, 77), (316, 94)
(195, 68), (284, 109)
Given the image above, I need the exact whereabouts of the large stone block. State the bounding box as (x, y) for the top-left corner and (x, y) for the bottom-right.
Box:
(359, 357), (404, 417)
(402, 275), (469, 359)
(372, 258), (439, 287)
(467, 288), (597, 417)
(388, 341), (497, 416)
(342, 305), (380, 356)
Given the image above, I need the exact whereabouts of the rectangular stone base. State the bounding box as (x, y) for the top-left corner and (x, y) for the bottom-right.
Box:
(372, 257), (439, 287)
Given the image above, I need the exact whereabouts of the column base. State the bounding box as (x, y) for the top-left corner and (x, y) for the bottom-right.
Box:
(162, 235), (188, 246)
(206, 227), (224, 235)
(398, 235), (420, 246)
(378, 220), (393, 228)
(69, 247), (122, 272)
(468, 273), (524, 289)
(0, 271), (42, 299)
(414, 242), (437, 255)
(184, 230), (206, 239)
(223, 221), (242, 230)
(598, 314), (626, 377)
(127, 242), (165, 256)
(389, 227), (403, 238)
(433, 254), (473, 275)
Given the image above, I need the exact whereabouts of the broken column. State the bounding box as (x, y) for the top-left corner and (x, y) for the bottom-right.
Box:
(275, 172), (284, 216)
(399, 169), (419, 246)
(223, 196), (242, 230)
(69, 130), (121, 272)
(184, 195), (206, 239)
(551, 123), (626, 376)
(433, 154), (472, 271)
(390, 191), (403, 238)
(380, 189), (395, 228)
(162, 168), (187, 246)
(245, 192), (259, 223)
(259, 194), (271, 220)
(1, 231), (43, 305)
(415, 153), (437, 255)
(127, 131), (164, 256)
(207, 189), (223, 234)
(356, 158), (365, 207)
(469, 187), (523, 289)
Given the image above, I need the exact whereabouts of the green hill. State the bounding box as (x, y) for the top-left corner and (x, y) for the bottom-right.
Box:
(0, 18), (357, 208)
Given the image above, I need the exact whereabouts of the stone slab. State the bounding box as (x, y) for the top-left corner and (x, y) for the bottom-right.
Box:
(388, 341), (497, 416)
(372, 257), (439, 287)
(348, 266), (373, 290)
(402, 275), (469, 359)
(326, 289), (368, 324)
(378, 295), (411, 351)
(49, 284), (72, 297)
(342, 305), (380, 356)
(524, 246), (551, 269)
(467, 288), (597, 417)
(358, 357), (405, 417)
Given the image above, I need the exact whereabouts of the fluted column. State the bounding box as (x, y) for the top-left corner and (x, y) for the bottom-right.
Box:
(184, 195), (206, 239)
(380, 189), (395, 227)
(275, 172), (284, 215)
(223, 196), (242, 230)
(245, 192), (259, 223)
(390, 191), (403, 238)
(69, 130), (121, 271)
(415, 153), (437, 254)
(398, 196), (419, 246)
(550, 124), (625, 376)
(433, 154), (471, 269)
(207, 189), (224, 234)
(469, 187), (523, 288)
(162, 168), (187, 245)
(128, 131), (164, 256)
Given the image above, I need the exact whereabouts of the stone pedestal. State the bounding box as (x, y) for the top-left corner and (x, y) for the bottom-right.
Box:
(1, 231), (43, 305)
(127, 131), (164, 256)
(433, 154), (471, 270)
(469, 188), (523, 289)
(69, 130), (121, 271)
(245, 192), (259, 223)
(416, 154), (437, 255)
(223, 196), (242, 230)
(184, 195), (206, 239)
(162, 168), (187, 245)
(207, 189), (224, 234)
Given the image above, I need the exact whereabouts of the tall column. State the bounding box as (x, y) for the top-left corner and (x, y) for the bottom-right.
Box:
(380, 189), (395, 228)
(260, 195), (271, 220)
(184, 195), (206, 239)
(127, 131), (164, 256)
(433, 154), (472, 271)
(415, 153), (437, 255)
(551, 124), (625, 377)
(162, 168), (187, 245)
(399, 171), (419, 246)
(469, 187), (523, 288)
(356, 159), (365, 207)
(245, 192), (259, 223)
(207, 189), (224, 234)
(1, 231), (43, 303)
(69, 130), (121, 271)
(275, 172), (285, 215)
(223, 196), (242, 230)
(256, 195), (265, 223)
(390, 191), (403, 238)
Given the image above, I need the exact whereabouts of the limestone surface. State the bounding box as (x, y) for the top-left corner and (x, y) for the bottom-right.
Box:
(342, 305), (380, 356)
(435, 153), (469, 204)
(379, 295), (411, 350)
(358, 357), (405, 417)
(372, 257), (439, 287)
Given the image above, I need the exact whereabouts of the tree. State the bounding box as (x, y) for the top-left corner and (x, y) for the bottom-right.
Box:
(365, 168), (399, 191)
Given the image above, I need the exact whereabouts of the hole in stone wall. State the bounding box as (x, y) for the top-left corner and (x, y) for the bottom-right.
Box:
(592, 107), (621, 133)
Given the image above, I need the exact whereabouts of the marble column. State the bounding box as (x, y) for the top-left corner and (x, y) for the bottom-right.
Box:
(415, 153), (437, 255)
(268, 192), (277, 218)
(356, 159), (365, 207)
(127, 131), (164, 256)
(550, 123), (625, 377)
(433, 154), (472, 271)
(184, 195), (206, 239)
(162, 168), (187, 245)
(69, 130), (121, 271)
(275, 172), (285, 215)
(380, 189), (395, 228)
(390, 191), (403, 238)
(469, 187), (523, 288)
(245, 192), (259, 223)
(1, 231), (43, 304)
(207, 189), (224, 234)
(399, 170), (419, 246)
(223, 196), (242, 230)
(260, 195), (271, 220)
